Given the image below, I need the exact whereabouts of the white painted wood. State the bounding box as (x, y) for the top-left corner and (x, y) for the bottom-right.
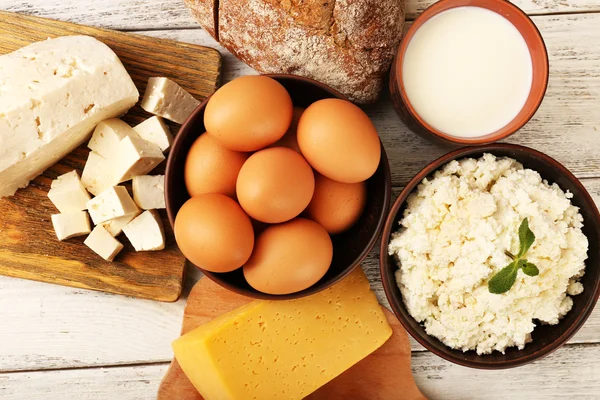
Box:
(1, 344), (599, 400)
(1, 0), (599, 31)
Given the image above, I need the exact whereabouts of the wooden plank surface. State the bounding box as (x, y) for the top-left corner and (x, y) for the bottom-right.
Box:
(0, 11), (221, 301)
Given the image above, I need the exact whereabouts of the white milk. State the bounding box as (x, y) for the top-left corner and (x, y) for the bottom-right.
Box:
(402, 6), (533, 138)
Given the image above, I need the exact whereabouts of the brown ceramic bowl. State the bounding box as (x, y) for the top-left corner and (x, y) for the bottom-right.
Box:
(166, 74), (391, 300)
(389, 0), (549, 146)
(380, 144), (600, 368)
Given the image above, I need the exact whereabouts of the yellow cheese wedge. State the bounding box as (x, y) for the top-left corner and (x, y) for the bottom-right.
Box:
(172, 268), (392, 400)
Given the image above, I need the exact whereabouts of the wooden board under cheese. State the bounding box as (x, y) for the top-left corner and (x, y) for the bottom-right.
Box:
(0, 11), (222, 302)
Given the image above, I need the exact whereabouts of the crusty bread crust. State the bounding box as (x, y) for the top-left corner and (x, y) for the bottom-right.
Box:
(185, 0), (405, 103)
(185, 0), (218, 40)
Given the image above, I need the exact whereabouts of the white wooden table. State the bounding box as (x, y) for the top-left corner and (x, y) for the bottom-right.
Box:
(1, 1), (599, 399)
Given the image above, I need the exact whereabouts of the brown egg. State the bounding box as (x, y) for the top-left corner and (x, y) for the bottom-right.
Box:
(243, 218), (333, 295)
(297, 98), (381, 183)
(174, 194), (254, 273)
(236, 147), (315, 223)
(306, 173), (367, 234)
(184, 133), (249, 198)
(204, 75), (293, 152)
(269, 107), (304, 153)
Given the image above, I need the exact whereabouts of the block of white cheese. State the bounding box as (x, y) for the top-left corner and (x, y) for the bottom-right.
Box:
(102, 208), (141, 237)
(88, 119), (139, 158)
(133, 116), (173, 152)
(132, 175), (165, 210)
(47, 170), (91, 213)
(51, 211), (92, 241)
(114, 136), (165, 183)
(86, 186), (139, 225)
(81, 151), (118, 196)
(0, 36), (139, 198)
(123, 210), (165, 251)
(84, 225), (124, 261)
(140, 77), (200, 124)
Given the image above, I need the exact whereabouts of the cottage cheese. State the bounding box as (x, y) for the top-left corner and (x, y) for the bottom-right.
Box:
(388, 154), (588, 354)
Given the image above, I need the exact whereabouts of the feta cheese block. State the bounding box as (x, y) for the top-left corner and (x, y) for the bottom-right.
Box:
(132, 175), (165, 210)
(51, 211), (92, 241)
(0, 35), (139, 198)
(84, 225), (124, 261)
(88, 118), (139, 158)
(133, 116), (173, 152)
(47, 170), (91, 212)
(86, 186), (139, 225)
(140, 77), (200, 124)
(102, 208), (141, 237)
(172, 268), (392, 400)
(81, 151), (118, 196)
(122, 210), (165, 251)
(114, 136), (165, 183)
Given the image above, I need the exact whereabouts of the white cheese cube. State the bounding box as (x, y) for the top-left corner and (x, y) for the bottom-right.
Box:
(51, 211), (92, 241)
(86, 186), (139, 225)
(140, 77), (200, 124)
(102, 208), (141, 237)
(88, 118), (139, 158)
(114, 136), (165, 183)
(47, 170), (91, 212)
(81, 151), (118, 196)
(133, 116), (173, 152)
(123, 210), (165, 251)
(84, 225), (124, 261)
(132, 175), (165, 210)
(0, 36), (139, 198)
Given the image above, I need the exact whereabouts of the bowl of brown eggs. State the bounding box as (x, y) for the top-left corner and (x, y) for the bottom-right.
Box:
(165, 74), (391, 299)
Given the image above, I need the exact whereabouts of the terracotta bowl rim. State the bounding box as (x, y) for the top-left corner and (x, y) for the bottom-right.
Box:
(165, 73), (392, 300)
(393, 0), (550, 145)
(379, 143), (600, 368)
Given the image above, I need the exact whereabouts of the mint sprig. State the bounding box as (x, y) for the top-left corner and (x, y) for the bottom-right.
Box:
(488, 218), (539, 294)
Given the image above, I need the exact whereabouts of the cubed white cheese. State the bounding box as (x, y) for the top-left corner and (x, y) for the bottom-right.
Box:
(47, 170), (91, 212)
(81, 151), (118, 196)
(123, 210), (165, 251)
(133, 116), (173, 152)
(86, 186), (139, 225)
(88, 118), (139, 158)
(114, 136), (165, 183)
(0, 36), (139, 198)
(102, 208), (141, 237)
(51, 211), (91, 241)
(140, 77), (200, 124)
(84, 225), (124, 261)
(132, 175), (165, 210)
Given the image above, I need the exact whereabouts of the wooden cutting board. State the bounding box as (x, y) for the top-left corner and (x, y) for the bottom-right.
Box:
(0, 11), (222, 302)
(157, 275), (426, 400)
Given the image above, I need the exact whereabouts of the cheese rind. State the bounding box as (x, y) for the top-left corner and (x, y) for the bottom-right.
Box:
(132, 175), (165, 210)
(84, 225), (124, 261)
(86, 186), (139, 225)
(47, 170), (91, 213)
(0, 35), (139, 198)
(172, 269), (392, 400)
(88, 118), (139, 158)
(114, 136), (165, 183)
(102, 209), (141, 237)
(122, 210), (165, 251)
(51, 211), (91, 241)
(133, 116), (173, 152)
(140, 77), (200, 124)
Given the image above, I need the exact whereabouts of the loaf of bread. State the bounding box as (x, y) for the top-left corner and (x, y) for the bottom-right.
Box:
(184, 0), (405, 103)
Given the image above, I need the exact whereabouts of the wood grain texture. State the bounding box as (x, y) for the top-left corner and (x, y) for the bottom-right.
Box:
(0, 0), (599, 31)
(0, 11), (222, 301)
(157, 273), (424, 400)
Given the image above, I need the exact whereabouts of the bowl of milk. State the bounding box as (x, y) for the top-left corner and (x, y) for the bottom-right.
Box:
(390, 0), (549, 145)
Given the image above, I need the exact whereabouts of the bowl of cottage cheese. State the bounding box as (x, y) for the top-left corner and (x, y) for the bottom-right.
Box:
(380, 144), (600, 368)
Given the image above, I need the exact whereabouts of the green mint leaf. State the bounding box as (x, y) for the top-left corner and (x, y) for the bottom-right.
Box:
(518, 218), (535, 257)
(521, 262), (539, 277)
(488, 262), (519, 294)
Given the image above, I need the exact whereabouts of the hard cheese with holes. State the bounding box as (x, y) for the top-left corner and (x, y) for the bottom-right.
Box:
(0, 35), (139, 198)
(172, 269), (392, 400)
